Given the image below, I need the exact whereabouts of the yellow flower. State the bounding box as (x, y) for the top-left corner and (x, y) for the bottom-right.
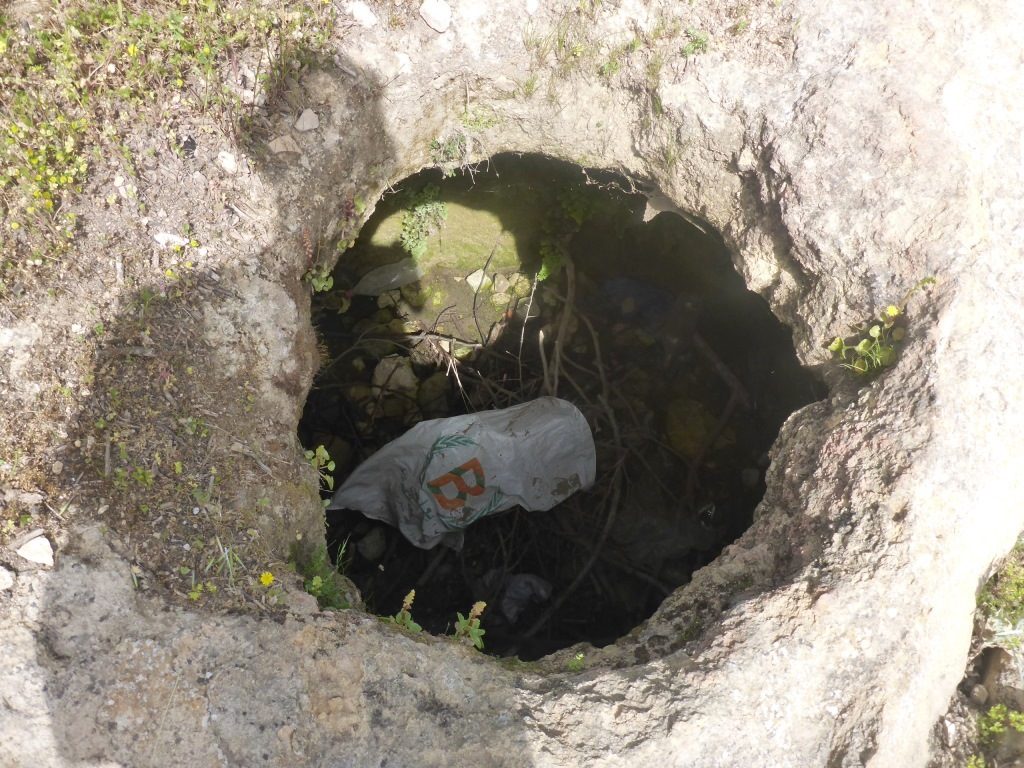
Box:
(885, 305), (901, 318)
(259, 571), (275, 587)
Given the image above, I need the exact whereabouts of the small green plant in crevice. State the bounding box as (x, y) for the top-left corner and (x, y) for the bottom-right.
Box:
(305, 443), (336, 496)
(516, 74), (540, 98)
(454, 601), (487, 650)
(430, 134), (467, 177)
(827, 277), (935, 376)
(1, 510), (34, 539)
(181, 415), (210, 438)
(978, 538), (1024, 649)
(460, 106), (498, 132)
(130, 466), (154, 487)
(187, 576), (218, 602)
(399, 184), (447, 258)
(537, 238), (567, 283)
(646, 51), (664, 90)
(650, 91), (664, 116)
(205, 536), (244, 586)
(567, 651), (586, 672)
(536, 184), (597, 281)
(979, 544), (1024, 625)
(978, 703), (1024, 746)
(681, 28), (709, 57)
(966, 755), (986, 768)
(597, 36), (640, 79)
(731, 17), (751, 35)
(828, 305), (902, 373)
(597, 56), (620, 78)
(304, 263), (334, 293)
(297, 541), (351, 610)
(391, 589), (423, 633)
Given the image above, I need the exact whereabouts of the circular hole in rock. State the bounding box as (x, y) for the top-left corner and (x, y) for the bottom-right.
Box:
(299, 153), (823, 660)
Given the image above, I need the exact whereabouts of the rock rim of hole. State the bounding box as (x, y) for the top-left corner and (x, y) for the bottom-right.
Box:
(1, 1), (1022, 766)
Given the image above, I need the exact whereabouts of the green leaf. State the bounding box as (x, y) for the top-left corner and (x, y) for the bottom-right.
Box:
(855, 339), (871, 354)
(868, 325), (881, 338)
(827, 337), (845, 353)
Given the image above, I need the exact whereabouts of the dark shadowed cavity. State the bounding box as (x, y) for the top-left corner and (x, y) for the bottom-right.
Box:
(299, 153), (822, 660)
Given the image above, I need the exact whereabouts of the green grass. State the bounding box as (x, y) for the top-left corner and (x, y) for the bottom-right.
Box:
(296, 540), (352, 610)
(0, 0), (336, 271)
(979, 541), (1024, 627)
(597, 37), (639, 79)
(681, 28), (709, 57)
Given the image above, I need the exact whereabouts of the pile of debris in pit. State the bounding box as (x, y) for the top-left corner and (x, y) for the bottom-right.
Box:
(300, 247), (811, 658)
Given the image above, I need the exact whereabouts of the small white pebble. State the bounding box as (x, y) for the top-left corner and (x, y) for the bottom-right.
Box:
(16, 536), (54, 567)
(51, 461), (63, 475)
(216, 150), (238, 175)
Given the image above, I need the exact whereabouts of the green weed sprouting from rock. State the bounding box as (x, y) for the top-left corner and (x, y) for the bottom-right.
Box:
(681, 28), (709, 57)
(305, 444), (335, 508)
(979, 546), (1024, 627)
(567, 651), (586, 672)
(304, 263), (334, 293)
(598, 36), (640, 78)
(828, 305), (903, 373)
(400, 184), (447, 258)
(391, 589), (422, 633)
(978, 703), (1024, 746)
(454, 601), (486, 650)
(305, 444), (335, 490)
(978, 538), (1024, 649)
(828, 277), (935, 376)
(460, 106), (498, 132)
(430, 134), (467, 177)
(537, 238), (567, 283)
(204, 536), (245, 586)
(298, 540), (351, 610)
(536, 185), (596, 281)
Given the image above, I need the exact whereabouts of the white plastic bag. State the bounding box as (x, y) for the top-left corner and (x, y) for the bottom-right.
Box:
(329, 397), (596, 549)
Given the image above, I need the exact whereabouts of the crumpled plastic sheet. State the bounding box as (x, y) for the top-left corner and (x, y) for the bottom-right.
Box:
(329, 397), (596, 549)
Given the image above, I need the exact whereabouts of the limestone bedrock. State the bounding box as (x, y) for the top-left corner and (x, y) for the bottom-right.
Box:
(1, 0), (1023, 766)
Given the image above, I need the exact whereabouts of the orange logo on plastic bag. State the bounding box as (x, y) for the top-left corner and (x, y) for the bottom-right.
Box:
(426, 458), (486, 510)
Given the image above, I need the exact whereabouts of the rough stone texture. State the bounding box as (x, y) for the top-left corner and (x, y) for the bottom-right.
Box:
(419, 0), (453, 33)
(2, 0), (1023, 766)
